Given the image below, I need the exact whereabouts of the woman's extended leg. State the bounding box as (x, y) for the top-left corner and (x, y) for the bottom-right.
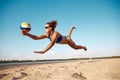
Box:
(67, 26), (87, 51)
(68, 39), (87, 51)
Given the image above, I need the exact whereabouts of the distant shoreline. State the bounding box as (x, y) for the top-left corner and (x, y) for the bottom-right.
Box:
(0, 56), (120, 63)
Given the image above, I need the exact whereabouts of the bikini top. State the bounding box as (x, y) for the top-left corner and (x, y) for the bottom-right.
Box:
(48, 34), (62, 43)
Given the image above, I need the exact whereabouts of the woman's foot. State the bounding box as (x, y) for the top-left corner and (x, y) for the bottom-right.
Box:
(83, 46), (87, 51)
(72, 26), (76, 29)
(77, 45), (87, 51)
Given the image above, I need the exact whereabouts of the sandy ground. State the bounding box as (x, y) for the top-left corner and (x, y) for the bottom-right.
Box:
(0, 58), (120, 80)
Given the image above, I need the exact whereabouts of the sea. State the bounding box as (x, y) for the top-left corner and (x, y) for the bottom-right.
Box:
(0, 59), (74, 66)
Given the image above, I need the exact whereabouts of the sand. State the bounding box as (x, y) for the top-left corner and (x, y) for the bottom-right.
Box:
(0, 58), (120, 80)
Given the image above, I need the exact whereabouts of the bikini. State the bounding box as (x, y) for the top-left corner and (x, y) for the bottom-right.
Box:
(48, 34), (63, 43)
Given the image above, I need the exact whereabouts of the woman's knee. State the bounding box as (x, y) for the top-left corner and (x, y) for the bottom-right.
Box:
(68, 43), (78, 50)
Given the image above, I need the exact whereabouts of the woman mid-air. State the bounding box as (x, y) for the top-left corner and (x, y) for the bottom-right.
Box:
(21, 20), (87, 54)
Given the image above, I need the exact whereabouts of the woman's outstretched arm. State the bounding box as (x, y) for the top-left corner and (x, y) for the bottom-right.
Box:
(21, 30), (47, 40)
(34, 32), (59, 54)
(34, 40), (56, 54)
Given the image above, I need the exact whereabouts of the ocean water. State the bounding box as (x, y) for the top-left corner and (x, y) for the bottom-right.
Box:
(0, 60), (70, 66)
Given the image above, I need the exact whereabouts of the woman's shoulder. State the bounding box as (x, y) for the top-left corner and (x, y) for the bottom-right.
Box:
(54, 31), (61, 36)
(54, 31), (60, 34)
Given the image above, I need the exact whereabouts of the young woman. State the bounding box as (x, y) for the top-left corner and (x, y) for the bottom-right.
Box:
(21, 20), (87, 54)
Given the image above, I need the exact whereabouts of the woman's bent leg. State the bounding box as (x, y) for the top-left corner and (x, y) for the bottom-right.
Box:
(67, 26), (76, 39)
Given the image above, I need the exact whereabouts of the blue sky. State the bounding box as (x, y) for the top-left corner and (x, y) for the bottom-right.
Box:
(0, 0), (120, 60)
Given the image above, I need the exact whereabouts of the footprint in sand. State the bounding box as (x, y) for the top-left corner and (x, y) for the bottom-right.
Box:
(12, 72), (28, 80)
(15, 68), (25, 72)
(0, 73), (9, 79)
(72, 72), (87, 80)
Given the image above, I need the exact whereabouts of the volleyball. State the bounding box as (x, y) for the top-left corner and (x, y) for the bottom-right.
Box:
(20, 22), (31, 33)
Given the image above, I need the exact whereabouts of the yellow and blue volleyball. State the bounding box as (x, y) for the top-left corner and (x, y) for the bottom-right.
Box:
(20, 22), (31, 33)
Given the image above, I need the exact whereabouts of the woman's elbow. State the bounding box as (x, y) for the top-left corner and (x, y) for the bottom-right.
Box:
(33, 36), (39, 40)
(51, 41), (56, 45)
(34, 38), (38, 40)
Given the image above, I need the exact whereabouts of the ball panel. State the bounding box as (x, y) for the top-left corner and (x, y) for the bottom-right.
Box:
(20, 26), (31, 30)
(21, 22), (31, 28)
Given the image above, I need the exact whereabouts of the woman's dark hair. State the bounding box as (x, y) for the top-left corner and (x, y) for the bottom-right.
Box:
(46, 20), (57, 31)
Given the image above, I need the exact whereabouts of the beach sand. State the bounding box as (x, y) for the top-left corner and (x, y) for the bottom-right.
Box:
(0, 58), (120, 80)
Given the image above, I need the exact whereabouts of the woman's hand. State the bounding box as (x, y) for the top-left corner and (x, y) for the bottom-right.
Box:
(21, 30), (28, 36)
(34, 51), (45, 54)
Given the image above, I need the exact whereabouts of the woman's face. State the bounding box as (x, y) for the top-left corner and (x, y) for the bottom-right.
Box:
(45, 24), (52, 33)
